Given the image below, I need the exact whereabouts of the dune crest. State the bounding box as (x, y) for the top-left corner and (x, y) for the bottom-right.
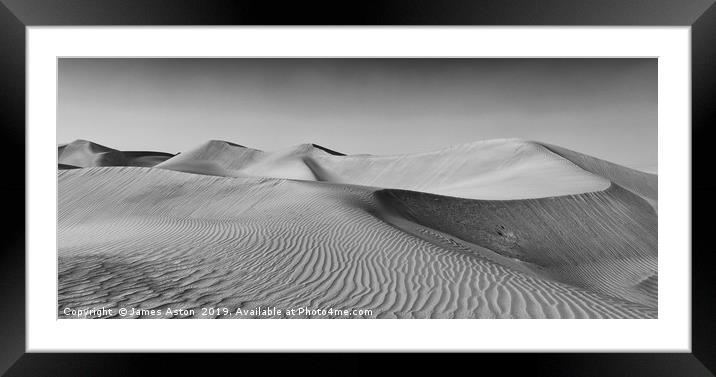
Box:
(540, 143), (657, 201)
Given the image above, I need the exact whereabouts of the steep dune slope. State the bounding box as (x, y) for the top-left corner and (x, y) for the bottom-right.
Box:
(376, 184), (657, 307)
(58, 167), (656, 319)
(157, 139), (610, 200)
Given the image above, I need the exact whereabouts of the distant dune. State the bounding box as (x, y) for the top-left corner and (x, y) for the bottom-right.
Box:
(58, 139), (657, 319)
(58, 139), (175, 168)
(157, 139), (612, 200)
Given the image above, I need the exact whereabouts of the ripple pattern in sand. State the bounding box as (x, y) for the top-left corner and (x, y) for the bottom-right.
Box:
(58, 167), (655, 319)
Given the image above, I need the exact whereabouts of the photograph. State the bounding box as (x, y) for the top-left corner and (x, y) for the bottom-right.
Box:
(57, 57), (658, 319)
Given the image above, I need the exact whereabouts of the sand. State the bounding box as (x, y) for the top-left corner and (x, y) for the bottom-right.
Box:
(58, 139), (175, 168)
(58, 139), (657, 319)
(156, 139), (611, 200)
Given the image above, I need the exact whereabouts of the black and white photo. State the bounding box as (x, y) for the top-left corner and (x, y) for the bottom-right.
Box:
(57, 58), (658, 319)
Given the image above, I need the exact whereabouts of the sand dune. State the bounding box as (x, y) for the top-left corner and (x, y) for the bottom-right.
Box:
(58, 139), (175, 168)
(376, 183), (657, 308)
(157, 139), (610, 200)
(58, 143), (657, 318)
(541, 143), (657, 201)
(157, 141), (321, 181)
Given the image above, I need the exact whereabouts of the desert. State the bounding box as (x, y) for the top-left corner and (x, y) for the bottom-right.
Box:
(57, 138), (657, 319)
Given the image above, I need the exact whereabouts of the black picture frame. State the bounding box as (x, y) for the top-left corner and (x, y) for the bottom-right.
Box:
(1, 1), (715, 376)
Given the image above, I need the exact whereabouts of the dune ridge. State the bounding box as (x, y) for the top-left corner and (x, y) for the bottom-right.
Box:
(540, 143), (657, 207)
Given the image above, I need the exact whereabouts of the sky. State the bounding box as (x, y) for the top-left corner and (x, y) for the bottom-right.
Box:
(58, 58), (657, 169)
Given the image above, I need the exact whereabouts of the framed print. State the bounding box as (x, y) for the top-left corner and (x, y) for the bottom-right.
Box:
(1, 0), (715, 376)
